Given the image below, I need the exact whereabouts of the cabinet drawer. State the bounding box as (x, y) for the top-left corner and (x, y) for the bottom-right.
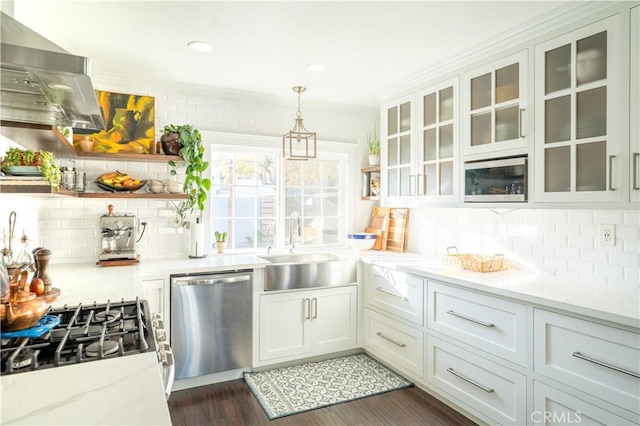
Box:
(533, 381), (633, 425)
(534, 309), (640, 414)
(364, 308), (423, 378)
(365, 266), (424, 326)
(427, 336), (527, 426)
(427, 282), (527, 366)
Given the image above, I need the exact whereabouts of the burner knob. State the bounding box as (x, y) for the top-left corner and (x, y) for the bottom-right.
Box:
(155, 329), (167, 343)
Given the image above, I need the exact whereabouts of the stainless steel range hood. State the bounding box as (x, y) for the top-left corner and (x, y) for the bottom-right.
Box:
(0, 12), (104, 130)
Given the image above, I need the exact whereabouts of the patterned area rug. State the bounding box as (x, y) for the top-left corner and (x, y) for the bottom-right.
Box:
(244, 353), (413, 420)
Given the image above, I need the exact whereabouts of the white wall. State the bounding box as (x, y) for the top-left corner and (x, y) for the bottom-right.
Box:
(408, 207), (639, 289)
(1, 76), (378, 264)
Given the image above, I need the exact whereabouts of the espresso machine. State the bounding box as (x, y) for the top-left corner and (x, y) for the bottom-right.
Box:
(99, 205), (144, 261)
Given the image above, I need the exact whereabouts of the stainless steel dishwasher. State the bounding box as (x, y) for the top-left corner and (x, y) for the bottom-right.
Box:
(170, 270), (252, 380)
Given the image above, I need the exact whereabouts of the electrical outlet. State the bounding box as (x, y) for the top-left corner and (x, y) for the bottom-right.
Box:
(600, 224), (615, 247)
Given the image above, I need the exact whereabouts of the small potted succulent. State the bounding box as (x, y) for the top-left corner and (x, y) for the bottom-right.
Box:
(214, 231), (227, 254)
(367, 125), (380, 166)
(0, 148), (61, 189)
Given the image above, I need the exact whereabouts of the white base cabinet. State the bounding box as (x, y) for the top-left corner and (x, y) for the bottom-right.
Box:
(426, 335), (527, 426)
(258, 286), (357, 363)
(364, 308), (424, 379)
(142, 277), (169, 341)
(533, 381), (632, 426)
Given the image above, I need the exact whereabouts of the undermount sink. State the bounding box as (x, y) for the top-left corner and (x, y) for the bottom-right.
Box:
(259, 253), (357, 291)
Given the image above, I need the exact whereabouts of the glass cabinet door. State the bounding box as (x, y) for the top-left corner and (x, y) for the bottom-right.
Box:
(535, 15), (621, 202)
(417, 78), (458, 199)
(384, 96), (414, 198)
(463, 50), (528, 156)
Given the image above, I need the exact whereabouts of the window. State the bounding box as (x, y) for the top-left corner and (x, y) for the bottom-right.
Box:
(209, 142), (345, 252)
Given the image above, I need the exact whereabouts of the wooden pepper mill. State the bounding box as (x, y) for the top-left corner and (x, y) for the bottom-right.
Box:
(32, 247), (60, 302)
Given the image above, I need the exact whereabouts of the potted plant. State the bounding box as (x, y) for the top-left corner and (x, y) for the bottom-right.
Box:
(367, 125), (380, 166)
(163, 124), (211, 227)
(1, 148), (61, 189)
(214, 231), (227, 254)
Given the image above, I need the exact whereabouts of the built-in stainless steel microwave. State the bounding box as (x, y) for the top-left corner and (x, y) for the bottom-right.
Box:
(464, 157), (527, 202)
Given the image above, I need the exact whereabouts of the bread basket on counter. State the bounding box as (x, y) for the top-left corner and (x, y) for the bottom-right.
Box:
(444, 246), (509, 273)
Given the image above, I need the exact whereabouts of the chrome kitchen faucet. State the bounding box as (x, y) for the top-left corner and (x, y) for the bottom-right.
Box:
(288, 212), (301, 253)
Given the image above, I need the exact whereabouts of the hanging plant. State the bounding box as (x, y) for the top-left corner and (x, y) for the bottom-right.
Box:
(163, 124), (211, 226)
(1, 148), (61, 189)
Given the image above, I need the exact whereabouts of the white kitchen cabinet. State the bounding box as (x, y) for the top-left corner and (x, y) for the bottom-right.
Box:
(365, 265), (424, 326)
(533, 308), (640, 415)
(462, 50), (529, 158)
(142, 277), (170, 343)
(533, 381), (632, 425)
(258, 286), (357, 362)
(364, 308), (424, 379)
(534, 15), (625, 202)
(426, 335), (527, 426)
(382, 94), (416, 203)
(630, 6), (639, 203)
(416, 77), (460, 201)
(427, 281), (527, 367)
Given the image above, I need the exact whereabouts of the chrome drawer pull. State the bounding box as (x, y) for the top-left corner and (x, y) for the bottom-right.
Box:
(446, 368), (494, 393)
(304, 298), (311, 320)
(376, 286), (407, 300)
(376, 332), (406, 348)
(572, 352), (640, 378)
(446, 310), (495, 327)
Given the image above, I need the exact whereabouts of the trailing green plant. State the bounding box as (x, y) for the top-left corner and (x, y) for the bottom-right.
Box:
(215, 231), (227, 243)
(163, 124), (211, 226)
(1, 148), (61, 188)
(367, 125), (380, 155)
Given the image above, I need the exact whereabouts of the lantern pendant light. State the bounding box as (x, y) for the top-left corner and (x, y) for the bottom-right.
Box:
(282, 86), (316, 160)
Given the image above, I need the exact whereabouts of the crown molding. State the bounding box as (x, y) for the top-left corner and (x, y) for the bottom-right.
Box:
(377, 1), (630, 103)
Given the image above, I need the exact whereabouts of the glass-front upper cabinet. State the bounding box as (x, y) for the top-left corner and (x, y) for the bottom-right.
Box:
(416, 77), (458, 201)
(534, 15), (623, 202)
(462, 50), (529, 158)
(382, 95), (415, 201)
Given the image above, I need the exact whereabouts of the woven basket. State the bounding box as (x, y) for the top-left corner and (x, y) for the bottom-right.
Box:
(444, 247), (509, 273)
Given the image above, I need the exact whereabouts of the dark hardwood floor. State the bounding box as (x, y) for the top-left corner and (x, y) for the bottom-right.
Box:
(168, 378), (477, 426)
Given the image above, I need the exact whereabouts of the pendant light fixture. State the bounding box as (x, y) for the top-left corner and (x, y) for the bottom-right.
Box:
(282, 86), (316, 160)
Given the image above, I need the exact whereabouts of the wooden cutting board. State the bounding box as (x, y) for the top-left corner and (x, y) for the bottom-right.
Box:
(372, 207), (409, 253)
(367, 215), (389, 250)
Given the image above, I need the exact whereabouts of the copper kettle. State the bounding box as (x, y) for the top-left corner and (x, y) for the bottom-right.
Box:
(0, 265), (48, 332)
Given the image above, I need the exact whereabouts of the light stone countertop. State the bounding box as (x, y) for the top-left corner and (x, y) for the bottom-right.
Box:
(2, 249), (637, 425)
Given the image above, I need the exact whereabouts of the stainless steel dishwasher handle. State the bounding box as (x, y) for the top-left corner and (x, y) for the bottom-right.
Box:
(174, 275), (252, 286)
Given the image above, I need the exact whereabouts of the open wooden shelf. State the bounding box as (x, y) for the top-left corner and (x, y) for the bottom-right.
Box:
(52, 127), (182, 163)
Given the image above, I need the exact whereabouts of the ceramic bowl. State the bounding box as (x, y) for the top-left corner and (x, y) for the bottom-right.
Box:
(347, 232), (377, 250)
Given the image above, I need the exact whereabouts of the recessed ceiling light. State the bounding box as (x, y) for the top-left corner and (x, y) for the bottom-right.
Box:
(307, 63), (327, 72)
(187, 41), (213, 53)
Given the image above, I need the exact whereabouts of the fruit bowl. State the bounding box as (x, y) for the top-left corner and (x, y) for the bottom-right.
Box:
(96, 180), (147, 192)
(347, 232), (377, 250)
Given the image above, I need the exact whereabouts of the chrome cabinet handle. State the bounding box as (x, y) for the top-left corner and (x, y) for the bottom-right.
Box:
(304, 298), (311, 320)
(519, 108), (525, 138)
(376, 332), (406, 348)
(311, 297), (318, 319)
(446, 310), (495, 328)
(418, 174), (425, 196)
(446, 368), (494, 393)
(376, 286), (407, 300)
(572, 352), (640, 379)
(633, 153), (639, 190)
(608, 155), (616, 191)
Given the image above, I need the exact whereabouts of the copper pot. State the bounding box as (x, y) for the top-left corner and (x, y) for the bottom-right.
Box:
(1, 268), (47, 332)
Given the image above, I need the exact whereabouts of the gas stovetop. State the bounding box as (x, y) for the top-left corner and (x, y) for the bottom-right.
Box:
(1, 298), (155, 376)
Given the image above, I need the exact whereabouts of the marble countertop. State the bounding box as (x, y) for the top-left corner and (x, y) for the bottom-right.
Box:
(2, 248), (637, 425)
